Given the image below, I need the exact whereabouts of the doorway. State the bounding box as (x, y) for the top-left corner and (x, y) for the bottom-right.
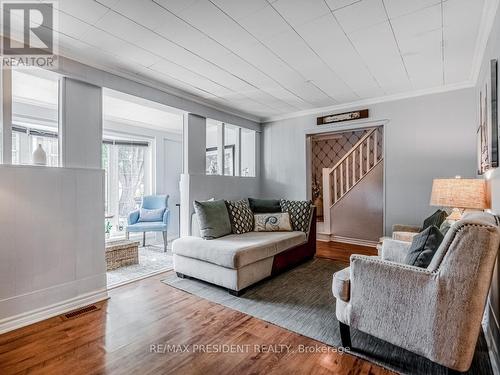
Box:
(309, 126), (384, 245)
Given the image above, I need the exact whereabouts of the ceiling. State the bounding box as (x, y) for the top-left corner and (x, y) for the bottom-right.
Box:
(18, 0), (492, 121)
(103, 89), (184, 133)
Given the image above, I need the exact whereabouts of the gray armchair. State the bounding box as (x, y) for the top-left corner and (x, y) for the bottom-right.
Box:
(332, 212), (500, 373)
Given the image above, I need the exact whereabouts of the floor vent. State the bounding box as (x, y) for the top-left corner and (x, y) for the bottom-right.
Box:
(61, 304), (100, 320)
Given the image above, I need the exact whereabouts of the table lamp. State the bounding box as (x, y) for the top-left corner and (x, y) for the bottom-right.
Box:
(430, 177), (489, 221)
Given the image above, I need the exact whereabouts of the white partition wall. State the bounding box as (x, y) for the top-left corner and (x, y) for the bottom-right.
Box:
(0, 165), (107, 333)
(59, 78), (102, 169)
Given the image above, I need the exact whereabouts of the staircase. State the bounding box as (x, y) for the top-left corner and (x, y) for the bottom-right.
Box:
(321, 127), (383, 237)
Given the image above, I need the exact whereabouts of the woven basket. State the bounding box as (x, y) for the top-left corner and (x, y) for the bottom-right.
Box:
(105, 240), (140, 271)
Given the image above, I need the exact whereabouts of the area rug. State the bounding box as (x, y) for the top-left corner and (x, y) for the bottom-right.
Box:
(162, 258), (492, 375)
(107, 244), (173, 286)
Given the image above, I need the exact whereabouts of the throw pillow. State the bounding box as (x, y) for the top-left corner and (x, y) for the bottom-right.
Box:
(422, 209), (448, 231)
(193, 200), (232, 240)
(254, 213), (293, 232)
(225, 199), (254, 234)
(439, 220), (452, 237)
(405, 225), (444, 268)
(248, 198), (281, 213)
(139, 207), (166, 222)
(280, 199), (312, 232)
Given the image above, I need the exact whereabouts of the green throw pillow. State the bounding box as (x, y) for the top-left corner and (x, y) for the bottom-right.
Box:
(405, 225), (444, 268)
(248, 198), (281, 213)
(193, 200), (232, 240)
(422, 209), (448, 231)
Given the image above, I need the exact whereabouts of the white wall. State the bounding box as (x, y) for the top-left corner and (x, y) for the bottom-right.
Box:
(476, 2), (500, 372)
(0, 165), (106, 334)
(60, 78), (102, 169)
(262, 88), (476, 234)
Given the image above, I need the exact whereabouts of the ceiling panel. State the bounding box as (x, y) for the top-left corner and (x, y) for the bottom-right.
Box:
(46, 0), (490, 120)
(443, 0), (485, 84)
(272, 0), (331, 28)
(210, 0), (269, 21)
(348, 21), (412, 93)
(384, 0), (441, 19)
(334, 0), (387, 34)
(295, 13), (384, 98)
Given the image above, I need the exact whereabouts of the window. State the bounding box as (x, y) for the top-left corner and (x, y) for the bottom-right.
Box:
(102, 139), (152, 236)
(206, 120), (219, 175)
(205, 120), (256, 177)
(241, 128), (256, 177)
(11, 69), (59, 166)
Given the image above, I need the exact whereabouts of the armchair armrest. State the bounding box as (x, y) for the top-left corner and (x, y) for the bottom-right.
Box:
(392, 224), (421, 233)
(128, 209), (140, 225)
(380, 238), (411, 263)
(349, 255), (437, 341)
(163, 208), (170, 225)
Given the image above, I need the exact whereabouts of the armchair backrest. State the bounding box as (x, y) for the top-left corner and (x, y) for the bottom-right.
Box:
(426, 212), (499, 364)
(141, 195), (169, 210)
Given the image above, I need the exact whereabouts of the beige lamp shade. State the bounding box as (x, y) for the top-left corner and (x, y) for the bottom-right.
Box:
(430, 178), (489, 209)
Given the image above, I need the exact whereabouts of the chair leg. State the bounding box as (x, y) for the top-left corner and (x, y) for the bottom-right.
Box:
(339, 322), (351, 348)
(143, 232), (146, 247)
(163, 231), (168, 252)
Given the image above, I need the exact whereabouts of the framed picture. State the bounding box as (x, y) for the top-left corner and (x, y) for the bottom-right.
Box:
(477, 59), (499, 175)
(205, 145), (235, 176)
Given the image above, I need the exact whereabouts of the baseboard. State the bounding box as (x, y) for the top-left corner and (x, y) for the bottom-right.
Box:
(0, 289), (109, 335)
(484, 300), (500, 375)
(317, 233), (378, 247)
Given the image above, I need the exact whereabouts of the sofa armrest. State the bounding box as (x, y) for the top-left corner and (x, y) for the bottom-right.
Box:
(163, 208), (170, 225)
(392, 231), (419, 243)
(380, 239), (412, 263)
(128, 209), (140, 225)
(349, 255), (437, 339)
(392, 224), (421, 233)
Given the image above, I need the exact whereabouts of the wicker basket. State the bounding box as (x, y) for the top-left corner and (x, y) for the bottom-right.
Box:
(105, 240), (140, 271)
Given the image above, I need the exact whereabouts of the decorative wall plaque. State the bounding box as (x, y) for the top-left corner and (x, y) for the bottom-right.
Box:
(317, 109), (369, 125)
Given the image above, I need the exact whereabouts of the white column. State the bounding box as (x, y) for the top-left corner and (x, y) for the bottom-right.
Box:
(217, 123), (225, 175)
(1, 68), (12, 164)
(59, 78), (102, 169)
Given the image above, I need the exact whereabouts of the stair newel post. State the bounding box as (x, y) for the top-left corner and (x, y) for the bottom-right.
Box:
(322, 167), (332, 234)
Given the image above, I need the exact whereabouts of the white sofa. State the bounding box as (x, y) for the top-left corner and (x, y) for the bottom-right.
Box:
(172, 209), (316, 295)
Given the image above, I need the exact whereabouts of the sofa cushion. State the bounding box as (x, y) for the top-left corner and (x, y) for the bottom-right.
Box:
(225, 199), (254, 234)
(172, 231), (306, 269)
(193, 200), (232, 239)
(332, 267), (350, 302)
(280, 199), (312, 232)
(254, 213), (292, 232)
(405, 225), (444, 268)
(248, 198), (281, 213)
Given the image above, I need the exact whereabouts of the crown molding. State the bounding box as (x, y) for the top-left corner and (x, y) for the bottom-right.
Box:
(470, 0), (500, 84)
(261, 81), (475, 123)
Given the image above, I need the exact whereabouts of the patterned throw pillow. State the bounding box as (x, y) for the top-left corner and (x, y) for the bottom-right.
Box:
(254, 213), (293, 232)
(225, 199), (254, 234)
(280, 200), (312, 232)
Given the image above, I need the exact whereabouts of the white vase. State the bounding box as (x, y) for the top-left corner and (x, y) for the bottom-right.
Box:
(32, 144), (47, 165)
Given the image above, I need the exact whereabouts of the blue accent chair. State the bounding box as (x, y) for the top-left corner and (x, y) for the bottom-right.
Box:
(126, 195), (170, 252)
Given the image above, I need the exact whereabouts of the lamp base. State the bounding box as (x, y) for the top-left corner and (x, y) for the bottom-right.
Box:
(446, 208), (463, 222)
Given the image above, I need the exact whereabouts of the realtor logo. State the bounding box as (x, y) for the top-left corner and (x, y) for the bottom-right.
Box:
(1, 1), (58, 67)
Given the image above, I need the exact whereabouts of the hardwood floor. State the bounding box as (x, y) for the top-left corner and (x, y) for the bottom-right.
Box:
(0, 242), (390, 375)
(316, 240), (378, 263)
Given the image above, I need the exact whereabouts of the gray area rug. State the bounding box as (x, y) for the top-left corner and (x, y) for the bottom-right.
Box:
(107, 244), (173, 286)
(162, 258), (492, 375)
